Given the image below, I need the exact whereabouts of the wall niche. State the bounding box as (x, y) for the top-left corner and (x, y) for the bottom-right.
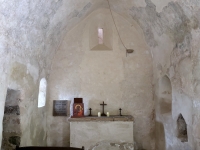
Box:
(1, 89), (21, 150)
(158, 75), (172, 114)
(155, 75), (172, 150)
(177, 114), (188, 142)
(89, 12), (113, 51)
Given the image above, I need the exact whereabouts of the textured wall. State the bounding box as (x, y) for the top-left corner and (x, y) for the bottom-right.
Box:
(2, 89), (21, 150)
(47, 8), (153, 149)
(0, 0), (109, 147)
(70, 121), (133, 149)
(1, 0), (200, 150)
(0, 0), (111, 147)
(129, 0), (200, 149)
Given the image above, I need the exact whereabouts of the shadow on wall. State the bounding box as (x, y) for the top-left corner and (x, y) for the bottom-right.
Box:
(155, 121), (166, 150)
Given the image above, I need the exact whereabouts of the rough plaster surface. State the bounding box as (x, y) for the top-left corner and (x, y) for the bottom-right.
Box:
(0, 0), (116, 148)
(70, 122), (133, 150)
(47, 8), (153, 149)
(2, 89), (21, 150)
(1, 0), (200, 150)
(129, 0), (200, 149)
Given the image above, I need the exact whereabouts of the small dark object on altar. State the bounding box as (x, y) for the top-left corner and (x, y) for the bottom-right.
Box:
(119, 108), (122, 116)
(89, 108), (92, 116)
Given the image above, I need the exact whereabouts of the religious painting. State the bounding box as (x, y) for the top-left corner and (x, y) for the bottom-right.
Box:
(72, 98), (84, 118)
(73, 103), (84, 117)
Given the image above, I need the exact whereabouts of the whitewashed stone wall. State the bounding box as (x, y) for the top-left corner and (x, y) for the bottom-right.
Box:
(47, 8), (153, 149)
(2, 0), (200, 150)
(0, 0), (114, 148)
(130, 0), (200, 149)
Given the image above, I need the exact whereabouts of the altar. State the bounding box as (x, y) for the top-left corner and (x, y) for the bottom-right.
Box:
(68, 115), (134, 150)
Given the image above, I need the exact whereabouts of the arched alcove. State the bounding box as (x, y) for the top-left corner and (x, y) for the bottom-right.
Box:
(158, 75), (172, 114)
(38, 78), (47, 108)
(177, 114), (188, 142)
(155, 75), (172, 150)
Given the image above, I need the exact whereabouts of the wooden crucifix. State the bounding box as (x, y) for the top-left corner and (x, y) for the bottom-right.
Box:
(100, 101), (107, 116)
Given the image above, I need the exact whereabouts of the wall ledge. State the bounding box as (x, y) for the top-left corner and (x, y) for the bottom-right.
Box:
(68, 115), (134, 122)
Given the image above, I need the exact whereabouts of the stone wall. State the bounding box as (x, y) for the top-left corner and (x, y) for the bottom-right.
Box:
(0, 0), (68, 147)
(47, 8), (153, 149)
(0, 0), (123, 147)
(2, 0), (200, 149)
(129, 0), (200, 149)
(2, 89), (21, 150)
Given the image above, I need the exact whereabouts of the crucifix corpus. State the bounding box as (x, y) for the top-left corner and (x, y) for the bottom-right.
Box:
(100, 101), (107, 116)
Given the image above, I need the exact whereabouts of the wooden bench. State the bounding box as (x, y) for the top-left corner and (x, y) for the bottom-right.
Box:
(16, 146), (84, 150)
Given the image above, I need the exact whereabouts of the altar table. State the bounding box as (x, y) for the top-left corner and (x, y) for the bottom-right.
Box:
(68, 115), (134, 150)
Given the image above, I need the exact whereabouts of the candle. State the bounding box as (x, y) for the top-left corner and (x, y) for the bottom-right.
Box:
(107, 112), (109, 117)
(98, 112), (101, 117)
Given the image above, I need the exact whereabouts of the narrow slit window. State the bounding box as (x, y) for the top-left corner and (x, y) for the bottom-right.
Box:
(38, 78), (47, 108)
(98, 28), (103, 44)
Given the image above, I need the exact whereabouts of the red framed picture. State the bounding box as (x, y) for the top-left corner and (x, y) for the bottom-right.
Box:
(72, 103), (84, 118)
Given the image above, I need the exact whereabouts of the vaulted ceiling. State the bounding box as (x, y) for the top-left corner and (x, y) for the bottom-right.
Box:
(1, 0), (200, 73)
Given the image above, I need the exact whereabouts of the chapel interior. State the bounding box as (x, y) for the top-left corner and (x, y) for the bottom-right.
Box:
(1, 0), (200, 150)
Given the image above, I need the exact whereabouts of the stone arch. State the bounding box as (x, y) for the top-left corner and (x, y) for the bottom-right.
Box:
(38, 78), (47, 108)
(158, 75), (172, 114)
(177, 114), (188, 142)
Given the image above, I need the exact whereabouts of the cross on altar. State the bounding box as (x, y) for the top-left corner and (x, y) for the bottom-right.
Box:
(119, 108), (122, 116)
(89, 108), (92, 116)
(100, 101), (107, 116)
